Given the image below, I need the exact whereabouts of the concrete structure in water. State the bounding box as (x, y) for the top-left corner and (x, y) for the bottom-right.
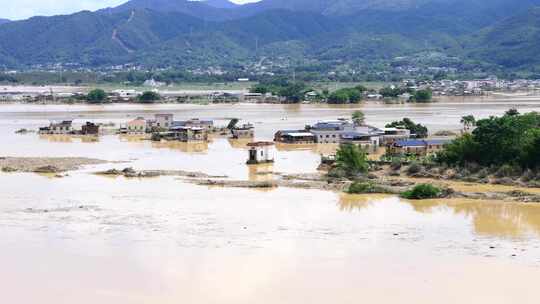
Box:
(232, 123), (255, 139)
(274, 130), (316, 144)
(39, 120), (73, 135)
(125, 117), (147, 134)
(247, 142), (275, 164)
(147, 114), (174, 131)
(81, 122), (100, 135)
(172, 118), (214, 131)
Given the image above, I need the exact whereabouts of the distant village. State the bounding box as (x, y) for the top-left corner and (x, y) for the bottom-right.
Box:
(2, 77), (540, 104)
(36, 114), (451, 164)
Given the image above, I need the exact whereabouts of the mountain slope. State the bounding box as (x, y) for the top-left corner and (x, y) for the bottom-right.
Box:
(467, 6), (540, 68)
(0, 0), (540, 70)
(0, 19), (10, 25)
(107, 0), (241, 21)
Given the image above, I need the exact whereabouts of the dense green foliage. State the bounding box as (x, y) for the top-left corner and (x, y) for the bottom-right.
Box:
(437, 111), (540, 169)
(401, 184), (442, 200)
(386, 118), (428, 138)
(335, 144), (369, 176)
(460, 115), (476, 130)
(379, 87), (406, 98)
(87, 89), (107, 103)
(138, 91), (161, 103)
(410, 89), (432, 102)
(327, 85), (366, 104)
(250, 78), (310, 102)
(352, 110), (365, 126)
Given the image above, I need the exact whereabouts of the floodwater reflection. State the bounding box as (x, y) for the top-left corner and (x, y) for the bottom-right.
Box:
(340, 194), (540, 238)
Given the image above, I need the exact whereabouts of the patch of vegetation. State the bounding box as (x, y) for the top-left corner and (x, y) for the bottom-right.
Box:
(327, 85), (367, 104)
(250, 78), (311, 103)
(410, 89), (432, 102)
(379, 86), (407, 98)
(401, 184), (442, 200)
(138, 91), (161, 103)
(87, 89), (107, 103)
(437, 111), (540, 170)
(351, 110), (365, 126)
(335, 144), (369, 177)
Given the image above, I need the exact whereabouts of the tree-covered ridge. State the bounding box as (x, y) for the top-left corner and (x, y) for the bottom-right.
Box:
(1, 0), (540, 70)
(437, 111), (540, 170)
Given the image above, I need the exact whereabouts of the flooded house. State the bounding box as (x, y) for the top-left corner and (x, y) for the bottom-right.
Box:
(172, 118), (214, 131)
(125, 117), (147, 134)
(81, 122), (100, 135)
(232, 123), (255, 139)
(308, 119), (356, 144)
(388, 139), (450, 156)
(247, 142), (275, 164)
(39, 120), (73, 135)
(274, 130), (316, 144)
(147, 114), (174, 131)
(111, 89), (140, 102)
(169, 126), (208, 142)
(340, 132), (381, 153)
(381, 128), (411, 145)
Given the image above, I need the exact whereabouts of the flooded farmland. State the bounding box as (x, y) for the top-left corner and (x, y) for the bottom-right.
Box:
(2, 97), (540, 303)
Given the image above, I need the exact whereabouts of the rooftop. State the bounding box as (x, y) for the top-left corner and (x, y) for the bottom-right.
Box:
(247, 141), (274, 147)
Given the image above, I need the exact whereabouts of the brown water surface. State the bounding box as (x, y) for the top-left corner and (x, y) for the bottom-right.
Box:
(2, 99), (540, 303)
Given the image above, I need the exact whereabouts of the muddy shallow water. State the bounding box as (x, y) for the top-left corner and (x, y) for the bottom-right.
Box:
(2, 99), (540, 303)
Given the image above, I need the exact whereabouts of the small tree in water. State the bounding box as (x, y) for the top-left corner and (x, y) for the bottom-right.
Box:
(352, 110), (365, 126)
(335, 144), (369, 176)
(138, 91), (161, 103)
(460, 115), (476, 131)
(87, 89), (107, 103)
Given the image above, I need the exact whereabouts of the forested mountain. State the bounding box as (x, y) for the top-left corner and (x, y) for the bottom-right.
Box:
(467, 7), (540, 67)
(0, 19), (10, 25)
(0, 0), (539, 71)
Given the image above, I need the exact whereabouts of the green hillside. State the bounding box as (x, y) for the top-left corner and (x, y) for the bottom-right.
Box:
(0, 0), (540, 72)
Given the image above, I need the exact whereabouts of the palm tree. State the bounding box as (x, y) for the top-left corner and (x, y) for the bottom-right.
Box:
(352, 110), (365, 126)
(460, 115), (476, 131)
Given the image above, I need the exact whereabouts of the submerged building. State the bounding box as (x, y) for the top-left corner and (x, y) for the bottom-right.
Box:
(232, 123), (255, 139)
(247, 142), (275, 164)
(39, 120), (73, 135)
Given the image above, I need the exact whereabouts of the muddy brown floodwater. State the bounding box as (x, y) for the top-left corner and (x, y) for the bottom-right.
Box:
(2, 97), (540, 304)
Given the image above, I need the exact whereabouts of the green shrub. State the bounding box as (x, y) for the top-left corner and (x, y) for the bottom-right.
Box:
(406, 162), (422, 175)
(390, 158), (402, 171)
(401, 184), (442, 200)
(335, 144), (369, 176)
(87, 88), (107, 103)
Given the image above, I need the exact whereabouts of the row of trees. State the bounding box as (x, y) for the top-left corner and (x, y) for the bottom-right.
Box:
(250, 78), (310, 103)
(86, 89), (161, 104)
(438, 110), (540, 169)
(327, 85), (368, 104)
(379, 86), (433, 102)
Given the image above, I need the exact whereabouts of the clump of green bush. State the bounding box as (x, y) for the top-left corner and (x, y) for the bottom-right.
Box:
(401, 183), (442, 199)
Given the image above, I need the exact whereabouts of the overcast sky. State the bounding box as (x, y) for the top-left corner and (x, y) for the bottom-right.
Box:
(1, 0), (259, 21)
